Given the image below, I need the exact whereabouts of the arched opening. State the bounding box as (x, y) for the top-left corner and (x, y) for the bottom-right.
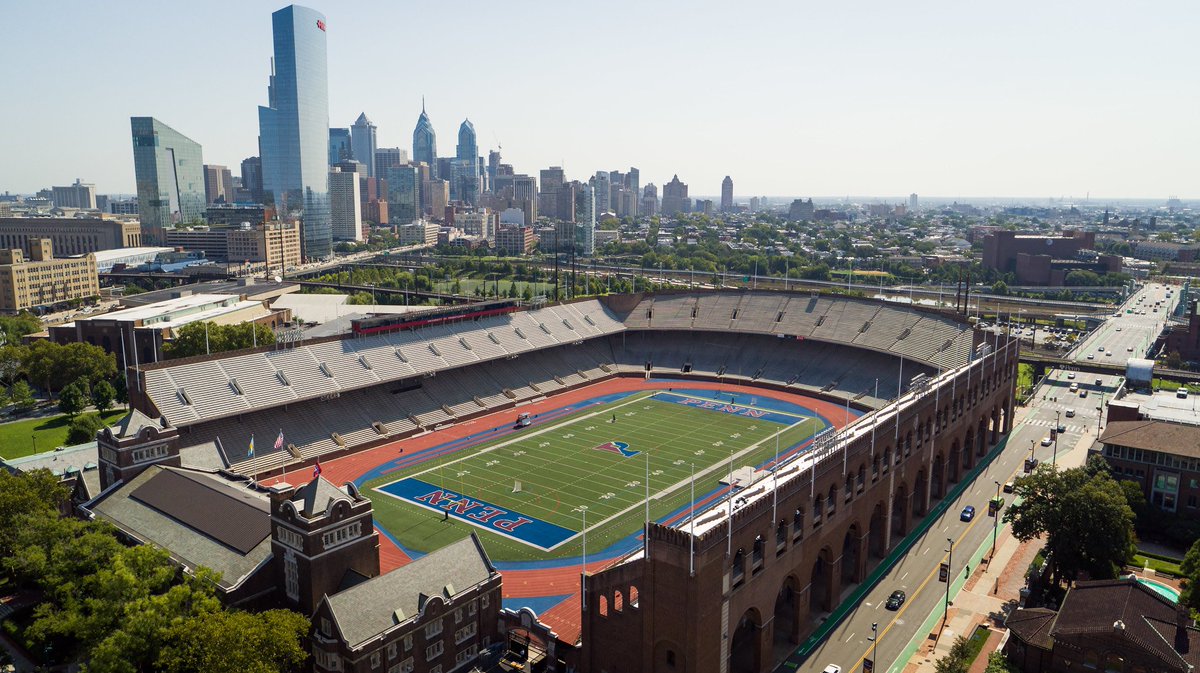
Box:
(653, 640), (684, 672)
(948, 441), (961, 483)
(827, 485), (837, 517)
(932, 453), (945, 500)
(961, 432), (974, 472)
(868, 502), (886, 559)
(729, 608), (762, 673)
(841, 523), (861, 587)
(773, 575), (800, 651)
(614, 589), (624, 613)
(598, 595), (609, 617)
(856, 464), (866, 493)
(629, 585), (640, 609)
(892, 484), (909, 538)
(913, 468), (928, 516)
(809, 547), (833, 615)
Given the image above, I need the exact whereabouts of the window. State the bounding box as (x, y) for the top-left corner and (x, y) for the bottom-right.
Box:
(455, 623), (477, 645)
(313, 648), (342, 671)
(455, 644), (479, 666)
(429, 667), (441, 673)
(320, 618), (332, 637)
(277, 527), (304, 551)
(425, 641), (444, 661)
(370, 651), (381, 669)
(403, 635), (412, 652)
(425, 619), (443, 639)
(467, 600), (477, 616)
(454, 607), (463, 624)
(481, 593), (489, 609)
(387, 643), (397, 660)
(321, 521), (362, 549)
(388, 659), (413, 673)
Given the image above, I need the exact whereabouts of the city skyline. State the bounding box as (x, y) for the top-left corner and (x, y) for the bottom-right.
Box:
(1, 0), (1196, 199)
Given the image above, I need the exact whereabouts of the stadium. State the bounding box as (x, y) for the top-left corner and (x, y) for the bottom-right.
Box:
(119, 290), (1017, 673)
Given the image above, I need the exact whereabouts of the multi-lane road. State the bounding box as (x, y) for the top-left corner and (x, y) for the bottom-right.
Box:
(1070, 283), (1173, 364)
(785, 315), (1141, 673)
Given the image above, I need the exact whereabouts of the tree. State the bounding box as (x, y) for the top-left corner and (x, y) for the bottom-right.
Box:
(1181, 539), (1200, 612)
(25, 341), (115, 395)
(91, 379), (116, 412)
(991, 281), (1009, 296)
(984, 652), (1020, 673)
(934, 636), (971, 673)
(67, 412), (108, 445)
(9, 380), (35, 410)
(0, 343), (28, 387)
(156, 609), (310, 673)
(1064, 270), (1102, 287)
(165, 322), (276, 359)
(1004, 464), (1135, 582)
(0, 469), (70, 560)
(58, 379), (89, 418)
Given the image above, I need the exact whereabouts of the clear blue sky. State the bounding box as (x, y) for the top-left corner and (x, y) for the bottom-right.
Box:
(2, 0), (1196, 200)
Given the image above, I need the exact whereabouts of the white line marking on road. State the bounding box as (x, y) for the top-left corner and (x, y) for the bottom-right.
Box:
(901, 572), (909, 580)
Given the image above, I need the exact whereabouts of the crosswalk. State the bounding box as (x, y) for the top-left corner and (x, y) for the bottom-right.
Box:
(1024, 417), (1087, 434)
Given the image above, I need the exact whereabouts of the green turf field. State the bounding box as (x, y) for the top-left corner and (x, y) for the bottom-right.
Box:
(365, 391), (823, 562)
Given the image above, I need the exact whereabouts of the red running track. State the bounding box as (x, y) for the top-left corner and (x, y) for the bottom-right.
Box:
(268, 377), (858, 642)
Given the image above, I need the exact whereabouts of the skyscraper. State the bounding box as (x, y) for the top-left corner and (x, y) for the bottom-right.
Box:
(661, 175), (689, 216)
(412, 101), (437, 176)
(350, 113), (377, 177)
(131, 117), (206, 243)
(451, 120), (480, 206)
(50, 179), (97, 210)
(593, 171), (611, 213)
(329, 165), (363, 242)
(456, 118), (477, 161)
(328, 128), (351, 165)
(721, 176), (734, 212)
(909, 193), (919, 212)
(203, 165), (235, 204)
(240, 156), (263, 203)
(383, 164), (419, 225)
(374, 148), (407, 179)
(257, 4), (331, 260)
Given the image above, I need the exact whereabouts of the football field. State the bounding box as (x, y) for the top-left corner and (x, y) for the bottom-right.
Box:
(366, 390), (831, 562)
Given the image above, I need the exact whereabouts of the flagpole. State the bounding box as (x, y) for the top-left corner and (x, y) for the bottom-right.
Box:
(689, 462), (695, 577)
(772, 429), (779, 524)
(727, 449), (734, 558)
(644, 449), (650, 560)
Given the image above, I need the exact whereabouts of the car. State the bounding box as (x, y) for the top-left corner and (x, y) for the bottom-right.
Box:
(1041, 437), (1053, 446)
(1095, 379), (1103, 386)
(1087, 354), (1095, 360)
(1070, 383), (1079, 392)
(1066, 409), (1076, 417)
(1003, 480), (1015, 493)
(823, 666), (842, 673)
(1098, 346), (1106, 351)
(1116, 327), (1122, 331)
(885, 590), (907, 610)
(1127, 346), (1134, 352)
(1067, 372), (1076, 379)
(1080, 390), (1088, 398)
(1057, 424), (1066, 433)
(960, 505), (976, 522)
(1106, 351), (1113, 357)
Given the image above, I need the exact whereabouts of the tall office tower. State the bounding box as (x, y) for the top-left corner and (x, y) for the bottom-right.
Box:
(450, 119), (479, 206)
(329, 166), (363, 241)
(240, 156), (263, 203)
(661, 175), (689, 216)
(328, 128), (351, 165)
(350, 113), (377, 177)
(131, 117), (206, 243)
(456, 118), (477, 161)
(487, 150), (502, 194)
(257, 4), (331, 260)
(641, 183), (659, 216)
(555, 182), (578, 223)
(374, 147), (407, 178)
(577, 183), (596, 255)
(50, 179), (97, 210)
(412, 101), (437, 177)
(383, 164), (419, 224)
(721, 176), (734, 212)
(538, 166), (565, 220)
(512, 175), (538, 225)
(592, 171), (611, 213)
(749, 196), (760, 213)
(909, 193), (919, 212)
(423, 179), (449, 220)
(203, 165), (234, 205)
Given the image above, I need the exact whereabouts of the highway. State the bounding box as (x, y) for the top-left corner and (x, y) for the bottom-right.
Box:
(783, 365), (1120, 673)
(1070, 282), (1173, 364)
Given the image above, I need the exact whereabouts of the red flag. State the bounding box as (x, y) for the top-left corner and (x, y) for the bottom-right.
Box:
(313, 459), (322, 479)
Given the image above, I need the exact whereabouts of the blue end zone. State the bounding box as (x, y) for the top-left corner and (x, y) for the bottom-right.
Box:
(373, 477), (576, 552)
(651, 390), (826, 425)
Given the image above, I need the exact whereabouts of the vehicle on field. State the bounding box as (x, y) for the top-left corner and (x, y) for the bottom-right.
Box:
(515, 412), (531, 428)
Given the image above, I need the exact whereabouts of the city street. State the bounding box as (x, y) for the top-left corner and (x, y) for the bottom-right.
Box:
(1070, 283), (1173, 364)
(784, 367), (1116, 673)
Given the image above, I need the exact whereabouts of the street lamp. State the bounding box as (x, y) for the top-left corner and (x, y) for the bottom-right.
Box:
(576, 505), (589, 609)
(992, 481), (1001, 557)
(31, 435), (37, 453)
(1053, 411), (1060, 466)
(868, 622), (879, 673)
(944, 537), (954, 625)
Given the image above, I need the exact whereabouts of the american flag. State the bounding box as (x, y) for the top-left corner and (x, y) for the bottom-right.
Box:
(274, 429), (284, 451)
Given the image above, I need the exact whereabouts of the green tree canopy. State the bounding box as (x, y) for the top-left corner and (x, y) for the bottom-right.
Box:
(1003, 463), (1135, 581)
(91, 379), (116, 412)
(67, 412), (109, 445)
(165, 322), (277, 359)
(58, 379), (89, 417)
(25, 341), (116, 395)
(9, 379), (35, 410)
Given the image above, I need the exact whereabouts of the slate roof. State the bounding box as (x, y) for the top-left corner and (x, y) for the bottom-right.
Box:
(324, 534), (496, 649)
(1006, 608), (1057, 650)
(87, 465), (273, 591)
(1099, 420), (1200, 459)
(292, 476), (353, 519)
(113, 408), (163, 439)
(1050, 579), (1200, 671)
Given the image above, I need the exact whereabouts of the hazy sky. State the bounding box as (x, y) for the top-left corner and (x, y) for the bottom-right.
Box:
(2, 1), (1196, 200)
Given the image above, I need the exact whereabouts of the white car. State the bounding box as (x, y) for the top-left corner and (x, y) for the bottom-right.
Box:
(1087, 354), (1095, 360)
(1067, 372), (1076, 379)
(1098, 346), (1105, 351)
(1041, 437), (1053, 447)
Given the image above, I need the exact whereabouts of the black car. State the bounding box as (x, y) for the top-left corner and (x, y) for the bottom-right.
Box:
(885, 590), (906, 610)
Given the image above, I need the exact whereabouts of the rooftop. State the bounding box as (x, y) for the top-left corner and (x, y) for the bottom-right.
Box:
(1119, 389), (1200, 426)
(1099, 419), (1200, 458)
(119, 279), (299, 308)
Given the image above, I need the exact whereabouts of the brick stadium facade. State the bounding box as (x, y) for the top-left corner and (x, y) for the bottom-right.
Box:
(581, 334), (1018, 673)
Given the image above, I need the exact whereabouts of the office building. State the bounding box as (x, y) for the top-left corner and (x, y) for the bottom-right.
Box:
(495, 225), (534, 256)
(423, 179), (449, 220)
(593, 171), (611, 213)
(0, 217), (141, 255)
(642, 183), (658, 216)
(578, 183), (596, 254)
(453, 119), (480, 206)
(909, 193), (919, 212)
(348, 113), (377, 177)
(382, 164), (419, 225)
(661, 174), (689, 217)
(228, 221), (302, 273)
(205, 204), (267, 227)
(981, 230), (1119, 285)
(51, 179), (97, 210)
(131, 117), (206, 242)
(397, 221), (438, 246)
(412, 101), (437, 175)
(721, 175), (733, 212)
(257, 4), (331, 260)
(203, 165), (234, 205)
(456, 209), (493, 240)
(328, 128), (352, 165)
(538, 166), (565, 220)
(329, 167), (364, 241)
(0, 239), (98, 312)
(374, 147), (407, 178)
(788, 198), (815, 220)
(241, 156), (264, 204)
(108, 198), (139, 215)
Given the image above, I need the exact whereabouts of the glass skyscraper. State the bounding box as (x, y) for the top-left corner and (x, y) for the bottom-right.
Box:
(453, 119), (479, 206)
(351, 113), (377, 178)
(412, 102), (437, 177)
(383, 164), (419, 225)
(130, 117), (206, 244)
(258, 4), (331, 260)
(328, 128), (351, 165)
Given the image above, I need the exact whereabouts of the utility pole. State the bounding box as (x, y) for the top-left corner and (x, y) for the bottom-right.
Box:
(944, 537), (953, 624)
(1053, 410), (1060, 466)
(992, 480), (1001, 558)
(868, 622), (879, 673)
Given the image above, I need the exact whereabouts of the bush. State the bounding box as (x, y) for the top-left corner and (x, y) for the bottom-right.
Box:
(66, 413), (107, 445)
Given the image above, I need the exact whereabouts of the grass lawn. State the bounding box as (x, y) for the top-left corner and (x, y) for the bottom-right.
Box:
(963, 625), (992, 667)
(1133, 552), (1183, 576)
(0, 408), (128, 460)
(365, 391), (823, 562)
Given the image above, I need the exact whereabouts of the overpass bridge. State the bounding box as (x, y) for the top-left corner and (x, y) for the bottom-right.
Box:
(1018, 350), (1197, 384)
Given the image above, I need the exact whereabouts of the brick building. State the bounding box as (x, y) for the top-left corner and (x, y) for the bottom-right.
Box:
(981, 230), (1120, 285)
(0, 239), (99, 312)
(1005, 579), (1199, 673)
(0, 217), (142, 255)
(1095, 419), (1200, 513)
(1163, 300), (1200, 362)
